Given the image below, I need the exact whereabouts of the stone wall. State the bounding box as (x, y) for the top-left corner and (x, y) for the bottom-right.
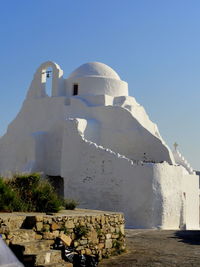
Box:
(0, 210), (125, 259)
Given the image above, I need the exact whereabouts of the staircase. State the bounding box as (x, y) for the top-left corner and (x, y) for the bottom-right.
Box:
(9, 229), (72, 267)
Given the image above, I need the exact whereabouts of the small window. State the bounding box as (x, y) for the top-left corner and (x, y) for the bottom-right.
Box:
(73, 84), (78, 95)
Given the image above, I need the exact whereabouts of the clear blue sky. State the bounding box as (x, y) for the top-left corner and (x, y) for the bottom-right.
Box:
(0, 0), (199, 169)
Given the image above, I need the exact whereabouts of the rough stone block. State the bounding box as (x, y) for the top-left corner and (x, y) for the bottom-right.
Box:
(120, 224), (125, 235)
(105, 239), (112, 249)
(36, 222), (43, 231)
(85, 248), (92, 255)
(98, 243), (105, 249)
(51, 223), (59, 231)
(76, 245), (84, 251)
(35, 215), (43, 222)
(106, 234), (111, 239)
(65, 221), (74, 229)
(88, 230), (98, 245)
(80, 239), (88, 245)
(60, 233), (72, 246)
(35, 234), (43, 240)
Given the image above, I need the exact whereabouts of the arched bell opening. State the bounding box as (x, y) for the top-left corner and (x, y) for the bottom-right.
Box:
(41, 66), (53, 97)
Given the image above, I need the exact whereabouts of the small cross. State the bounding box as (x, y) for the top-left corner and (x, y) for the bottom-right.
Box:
(174, 142), (178, 150)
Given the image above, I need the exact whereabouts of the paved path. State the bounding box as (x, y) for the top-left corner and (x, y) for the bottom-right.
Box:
(100, 229), (200, 267)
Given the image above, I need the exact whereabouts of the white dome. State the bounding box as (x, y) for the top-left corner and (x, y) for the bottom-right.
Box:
(68, 62), (121, 80)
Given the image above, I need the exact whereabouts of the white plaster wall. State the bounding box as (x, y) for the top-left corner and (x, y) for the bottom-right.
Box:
(61, 119), (199, 229)
(0, 97), (66, 175)
(182, 174), (199, 229)
(66, 76), (128, 97)
(80, 95), (113, 107)
(153, 163), (199, 229)
(114, 96), (162, 139)
(64, 97), (174, 163)
(61, 119), (156, 228)
(0, 90), (174, 176)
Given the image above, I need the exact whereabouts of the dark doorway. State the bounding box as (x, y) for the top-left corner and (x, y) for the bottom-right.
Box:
(47, 176), (64, 198)
(73, 84), (78, 95)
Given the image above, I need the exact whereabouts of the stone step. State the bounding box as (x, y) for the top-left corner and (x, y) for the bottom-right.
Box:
(38, 262), (72, 267)
(11, 240), (55, 255)
(8, 229), (36, 244)
(34, 250), (63, 266)
(21, 250), (63, 267)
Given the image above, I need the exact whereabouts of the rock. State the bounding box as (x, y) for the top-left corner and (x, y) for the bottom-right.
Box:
(51, 223), (59, 231)
(120, 224), (125, 235)
(80, 239), (88, 245)
(60, 233), (72, 246)
(106, 234), (111, 239)
(36, 222), (43, 231)
(35, 234), (43, 240)
(88, 230), (98, 245)
(65, 221), (74, 229)
(98, 243), (105, 249)
(85, 248), (92, 255)
(73, 241), (79, 247)
(43, 231), (59, 240)
(105, 239), (112, 249)
(35, 215), (43, 222)
(76, 246), (84, 251)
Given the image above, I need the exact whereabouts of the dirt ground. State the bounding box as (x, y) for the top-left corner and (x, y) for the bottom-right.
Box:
(99, 229), (200, 267)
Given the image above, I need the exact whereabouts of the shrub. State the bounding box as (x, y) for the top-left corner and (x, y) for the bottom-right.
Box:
(0, 178), (25, 212)
(32, 179), (62, 212)
(8, 173), (40, 211)
(64, 198), (79, 210)
(1, 173), (64, 213)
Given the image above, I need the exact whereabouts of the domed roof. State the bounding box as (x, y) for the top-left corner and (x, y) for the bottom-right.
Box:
(68, 62), (121, 80)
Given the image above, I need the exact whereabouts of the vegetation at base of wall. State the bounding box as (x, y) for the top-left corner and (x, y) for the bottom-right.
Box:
(0, 178), (25, 212)
(8, 173), (40, 211)
(33, 180), (62, 212)
(0, 173), (77, 213)
(63, 198), (79, 210)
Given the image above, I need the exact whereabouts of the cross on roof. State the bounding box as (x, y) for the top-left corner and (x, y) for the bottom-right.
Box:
(174, 142), (178, 150)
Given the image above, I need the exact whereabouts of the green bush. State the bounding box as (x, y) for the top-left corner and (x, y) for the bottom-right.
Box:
(0, 173), (65, 213)
(64, 198), (79, 210)
(8, 173), (40, 211)
(0, 178), (25, 212)
(32, 180), (62, 212)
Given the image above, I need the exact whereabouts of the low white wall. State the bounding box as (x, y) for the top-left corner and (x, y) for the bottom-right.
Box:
(153, 163), (199, 229)
(182, 174), (199, 229)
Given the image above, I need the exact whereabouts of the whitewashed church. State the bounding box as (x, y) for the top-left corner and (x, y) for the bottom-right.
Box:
(0, 61), (199, 229)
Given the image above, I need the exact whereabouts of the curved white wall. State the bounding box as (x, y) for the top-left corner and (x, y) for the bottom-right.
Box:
(66, 76), (128, 97)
